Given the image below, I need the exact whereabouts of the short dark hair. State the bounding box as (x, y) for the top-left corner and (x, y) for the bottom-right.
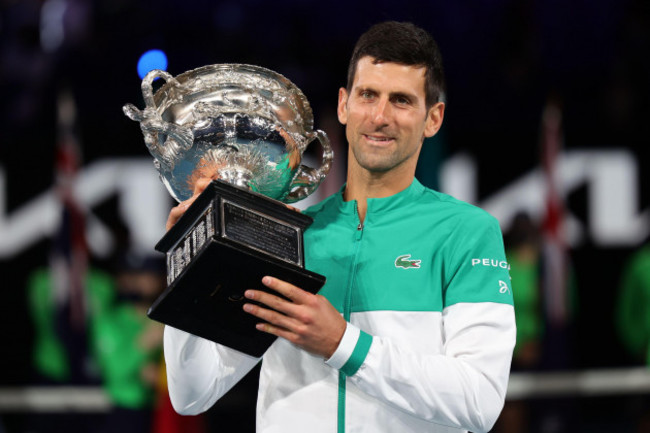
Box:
(346, 21), (446, 108)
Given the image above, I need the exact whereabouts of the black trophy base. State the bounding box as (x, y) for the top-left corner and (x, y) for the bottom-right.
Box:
(148, 180), (326, 357)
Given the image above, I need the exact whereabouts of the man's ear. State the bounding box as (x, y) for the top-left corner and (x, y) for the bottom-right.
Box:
(424, 102), (445, 138)
(337, 87), (349, 125)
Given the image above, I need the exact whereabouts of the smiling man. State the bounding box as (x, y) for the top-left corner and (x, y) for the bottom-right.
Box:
(163, 21), (516, 433)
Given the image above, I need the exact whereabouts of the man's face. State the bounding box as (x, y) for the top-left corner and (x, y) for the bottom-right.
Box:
(338, 56), (444, 176)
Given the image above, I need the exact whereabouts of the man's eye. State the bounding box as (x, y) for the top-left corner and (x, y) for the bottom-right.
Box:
(395, 97), (410, 105)
(360, 91), (374, 99)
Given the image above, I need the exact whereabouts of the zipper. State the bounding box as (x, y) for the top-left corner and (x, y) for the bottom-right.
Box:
(338, 201), (364, 433)
(348, 200), (364, 320)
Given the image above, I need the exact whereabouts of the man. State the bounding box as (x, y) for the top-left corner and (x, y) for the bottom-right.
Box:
(616, 243), (650, 432)
(93, 252), (165, 433)
(164, 21), (515, 433)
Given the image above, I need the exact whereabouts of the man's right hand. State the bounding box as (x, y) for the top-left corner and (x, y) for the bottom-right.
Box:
(165, 177), (213, 231)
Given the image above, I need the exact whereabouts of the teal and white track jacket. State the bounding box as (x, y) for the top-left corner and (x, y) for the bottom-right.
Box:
(164, 179), (516, 433)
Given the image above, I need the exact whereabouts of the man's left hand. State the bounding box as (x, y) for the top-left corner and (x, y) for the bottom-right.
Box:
(243, 276), (346, 359)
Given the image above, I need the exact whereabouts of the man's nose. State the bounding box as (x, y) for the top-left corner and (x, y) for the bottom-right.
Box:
(371, 98), (390, 125)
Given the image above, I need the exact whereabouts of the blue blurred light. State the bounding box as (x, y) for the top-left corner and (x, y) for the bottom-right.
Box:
(137, 49), (168, 79)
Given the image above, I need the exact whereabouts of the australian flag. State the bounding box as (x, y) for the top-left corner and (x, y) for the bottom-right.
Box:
(49, 89), (91, 383)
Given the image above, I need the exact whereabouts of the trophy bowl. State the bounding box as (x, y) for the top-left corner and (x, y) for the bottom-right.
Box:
(122, 64), (331, 356)
(123, 63), (333, 203)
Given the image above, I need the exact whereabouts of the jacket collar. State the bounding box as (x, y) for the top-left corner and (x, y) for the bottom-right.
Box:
(334, 178), (425, 218)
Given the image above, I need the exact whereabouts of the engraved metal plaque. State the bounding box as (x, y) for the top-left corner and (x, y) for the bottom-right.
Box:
(166, 203), (215, 285)
(222, 200), (301, 266)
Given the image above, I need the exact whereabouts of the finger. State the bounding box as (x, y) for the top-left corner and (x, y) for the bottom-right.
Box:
(261, 276), (311, 303)
(165, 196), (197, 231)
(244, 289), (299, 317)
(243, 302), (300, 332)
(284, 203), (301, 213)
(254, 321), (299, 343)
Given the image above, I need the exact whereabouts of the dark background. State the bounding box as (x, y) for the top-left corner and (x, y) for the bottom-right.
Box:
(1, 0), (649, 431)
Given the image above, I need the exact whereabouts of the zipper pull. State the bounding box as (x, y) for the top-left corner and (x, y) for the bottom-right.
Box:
(355, 222), (364, 240)
(354, 200), (364, 239)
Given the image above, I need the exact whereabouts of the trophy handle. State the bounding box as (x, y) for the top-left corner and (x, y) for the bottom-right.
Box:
(122, 69), (194, 168)
(140, 69), (175, 110)
(284, 129), (333, 203)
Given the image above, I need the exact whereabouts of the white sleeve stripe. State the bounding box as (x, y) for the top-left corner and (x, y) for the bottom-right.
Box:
(325, 322), (360, 369)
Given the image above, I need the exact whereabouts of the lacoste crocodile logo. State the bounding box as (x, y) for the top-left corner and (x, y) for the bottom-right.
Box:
(395, 254), (421, 269)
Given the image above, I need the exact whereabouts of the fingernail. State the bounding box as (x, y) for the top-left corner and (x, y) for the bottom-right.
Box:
(262, 276), (272, 285)
(243, 304), (253, 312)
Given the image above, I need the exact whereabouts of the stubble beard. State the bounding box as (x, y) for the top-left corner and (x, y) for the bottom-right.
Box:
(350, 134), (421, 175)
(351, 144), (399, 173)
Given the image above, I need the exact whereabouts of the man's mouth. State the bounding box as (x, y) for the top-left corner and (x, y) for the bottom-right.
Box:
(363, 134), (394, 144)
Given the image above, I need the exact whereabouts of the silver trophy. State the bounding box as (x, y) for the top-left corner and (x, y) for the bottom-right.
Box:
(123, 64), (332, 356)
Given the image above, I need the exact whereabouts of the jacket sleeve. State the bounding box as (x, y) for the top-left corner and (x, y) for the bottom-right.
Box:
(163, 325), (261, 415)
(326, 303), (515, 433)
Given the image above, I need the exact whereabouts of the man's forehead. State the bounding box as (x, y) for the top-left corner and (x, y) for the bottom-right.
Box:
(352, 57), (427, 94)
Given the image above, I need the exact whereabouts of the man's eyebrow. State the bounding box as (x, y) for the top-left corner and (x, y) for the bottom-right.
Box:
(355, 86), (376, 94)
(390, 91), (414, 99)
(389, 91), (420, 103)
(355, 87), (419, 99)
